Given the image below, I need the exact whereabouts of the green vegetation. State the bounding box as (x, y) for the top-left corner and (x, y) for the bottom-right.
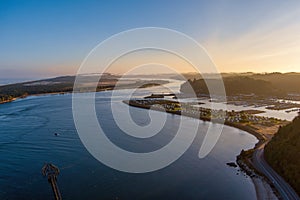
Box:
(180, 72), (300, 97)
(0, 75), (168, 103)
(181, 76), (281, 96)
(265, 116), (300, 195)
(0, 76), (80, 103)
(251, 72), (300, 94)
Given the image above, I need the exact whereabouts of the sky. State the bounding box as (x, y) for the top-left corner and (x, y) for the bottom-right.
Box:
(1, 0), (300, 79)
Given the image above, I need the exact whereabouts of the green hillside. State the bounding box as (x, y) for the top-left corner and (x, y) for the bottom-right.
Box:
(251, 73), (300, 94)
(180, 76), (282, 96)
(180, 73), (300, 96)
(0, 75), (167, 103)
(265, 116), (300, 195)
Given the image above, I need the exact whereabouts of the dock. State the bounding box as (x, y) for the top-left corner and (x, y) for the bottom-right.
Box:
(144, 93), (176, 99)
(42, 163), (62, 200)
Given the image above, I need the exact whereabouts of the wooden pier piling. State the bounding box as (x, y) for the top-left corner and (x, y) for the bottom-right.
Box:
(42, 163), (62, 200)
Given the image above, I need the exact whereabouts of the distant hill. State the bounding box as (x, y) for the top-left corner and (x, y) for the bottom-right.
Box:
(250, 73), (300, 94)
(179, 72), (300, 96)
(0, 74), (167, 103)
(171, 72), (243, 80)
(265, 116), (300, 195)
(180, 76), (282, 96)
(0, 76), (76, 102)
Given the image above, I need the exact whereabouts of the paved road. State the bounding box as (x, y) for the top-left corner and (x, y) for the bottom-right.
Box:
(253, 145), (300, 200)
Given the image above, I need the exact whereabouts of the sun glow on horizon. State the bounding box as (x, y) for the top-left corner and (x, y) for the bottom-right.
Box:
(1, 1), (300, 78)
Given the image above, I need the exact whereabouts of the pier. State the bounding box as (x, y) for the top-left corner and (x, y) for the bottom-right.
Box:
(144, 93), (176, 99)
(42, 163), (62, 200)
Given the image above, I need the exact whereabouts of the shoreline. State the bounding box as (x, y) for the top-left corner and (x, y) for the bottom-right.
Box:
(0, 92), (69, 105)
(124, 99), (267, 143)
(0, 87), (281, 199)
(0, 81), (168, 105)
(124, 99), (279, 200)
(0, 97), (18, 104)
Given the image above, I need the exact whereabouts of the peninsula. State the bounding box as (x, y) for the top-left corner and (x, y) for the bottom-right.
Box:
(124, 96), (299, 200)
(0, 74), (168, 104)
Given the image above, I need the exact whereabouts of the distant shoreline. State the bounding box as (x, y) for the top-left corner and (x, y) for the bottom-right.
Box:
(0, 92), (71, 105)
(0, 97), (18, 104)
(0, 82), (167, 104)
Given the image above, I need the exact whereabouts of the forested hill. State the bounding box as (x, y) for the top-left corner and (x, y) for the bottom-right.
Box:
(0, 74), (167, 103)
(251, 72), (300, 94)
(0, 76), (77, 102)
(179, 73), (300, 97)
(180, 76), (282, 96)
(265, 116), (300, 195)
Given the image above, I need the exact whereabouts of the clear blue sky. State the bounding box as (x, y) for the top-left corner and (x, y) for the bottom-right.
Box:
(1, 0), (300, 79)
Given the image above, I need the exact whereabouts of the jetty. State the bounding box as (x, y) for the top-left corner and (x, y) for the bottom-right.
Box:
(42, 163), (62, 200)
(144, 93), (176, 99)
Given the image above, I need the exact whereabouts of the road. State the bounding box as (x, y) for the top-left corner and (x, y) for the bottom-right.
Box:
(252, 145), (300, 200)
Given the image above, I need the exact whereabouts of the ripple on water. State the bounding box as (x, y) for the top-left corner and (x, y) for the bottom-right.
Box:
(0, 85), (259, 200)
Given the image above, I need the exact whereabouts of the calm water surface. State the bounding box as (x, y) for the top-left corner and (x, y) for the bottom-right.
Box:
(0, 82), (258, 199)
